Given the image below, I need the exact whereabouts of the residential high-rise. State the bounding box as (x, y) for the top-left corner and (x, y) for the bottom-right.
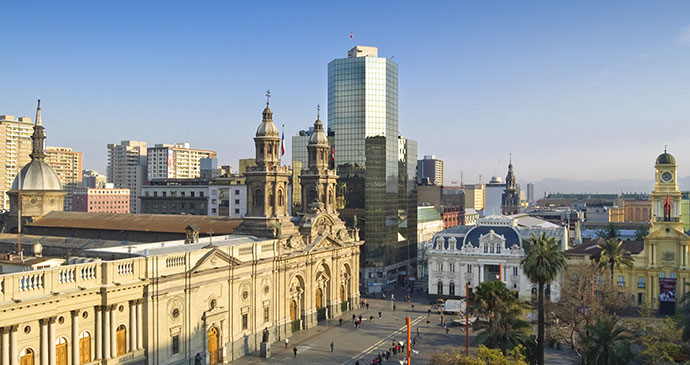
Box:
(107, 140), (147, 213)
(0, 114), (33, 210)
(72, 185), (130, 213)
(45, 146), (83, 211)
(526, 182), (535, 204)
(329, 45), (417, 291)
(417, 155), (444, 185)
(147, 143), (216, 180)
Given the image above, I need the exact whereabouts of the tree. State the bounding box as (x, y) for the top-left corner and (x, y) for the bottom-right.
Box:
(521, 233), (567, 365)
(676, 289), (690, 342)
(632, 318), (684, 364)
(428, 345), (528, 365)
(580, 317), (634, 365)
(593, 238), (634, 285)
(469, 280), (533, 354)
(597, 223), (619, 240)
(635, 225), (649, 241)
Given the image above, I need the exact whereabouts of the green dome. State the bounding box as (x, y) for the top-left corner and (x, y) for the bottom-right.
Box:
(656, 152), (676, 165)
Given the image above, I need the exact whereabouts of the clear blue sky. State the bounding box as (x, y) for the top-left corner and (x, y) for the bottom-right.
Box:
(2, 1), (690, 183)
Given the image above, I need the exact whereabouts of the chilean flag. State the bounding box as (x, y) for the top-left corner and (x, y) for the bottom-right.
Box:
(331, 145), (335, 161)
(281, 130), (286, 157)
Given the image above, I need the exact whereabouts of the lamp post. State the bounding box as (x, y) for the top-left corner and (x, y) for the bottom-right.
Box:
(465, 281), (470, 356)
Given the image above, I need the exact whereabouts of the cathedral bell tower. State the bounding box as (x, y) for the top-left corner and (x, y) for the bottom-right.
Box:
(650, 149), (682, 229)
(300, 107), (338, 214)
(236, 92), (297, 238)
(501, 156), (520, 215)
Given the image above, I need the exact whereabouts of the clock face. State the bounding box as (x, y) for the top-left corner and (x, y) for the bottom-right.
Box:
(661, 171), (673, 182)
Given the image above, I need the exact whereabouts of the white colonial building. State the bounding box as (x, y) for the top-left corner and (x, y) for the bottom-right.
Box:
(427, 214), (567, 300)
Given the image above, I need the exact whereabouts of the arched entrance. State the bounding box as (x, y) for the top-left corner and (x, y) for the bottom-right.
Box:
(340, 285), (348, 312)
(289, 275), (306, 332)
(19, 348), (34, 365)
(315, 288), (323, 309)
(208, 327), (219, 365)
(116, 325), (126, 356)
(289, 300), (300, 332)
(79, 332), (91, 364)
(55, 337), (68, 365)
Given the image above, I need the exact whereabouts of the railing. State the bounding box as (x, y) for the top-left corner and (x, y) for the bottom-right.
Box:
(656, 217), (680, 222)
(637, 283), (645, 288)
(0, 258), (145, 303)
(165, 255), (186, 268)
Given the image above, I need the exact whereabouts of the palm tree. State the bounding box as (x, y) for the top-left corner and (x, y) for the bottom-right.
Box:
(594, 238), (634, 285)
(597, 223), (619, 240)
(521, 233), (567, 365)
(580, 317), (633, 365)
(469, 280), (532, 354)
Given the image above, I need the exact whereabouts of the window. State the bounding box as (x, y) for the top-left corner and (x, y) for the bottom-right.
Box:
(617, 276), (625, 287)
(671, 272), (676, 279)
(263, 307), (270, 323)
(638, 293), (644, 305)
(235, 199), (240, 205)
(484, 245), (488, 253)
(235, 189), (240, 195)
(242, 313), (248, 330)
(513, 267), (518, 276)
(162, 192), (167, 197)
(437, 282), (443, 295)
(200, 191), (204, 198)
(153, 192), (158, 197)
(235, 209), (240, 214)
(449, 263), (455, 272)
(191, 192), (195, 198)
(467, 265), (472, 273)
(172, 335), (179, 355)
(437, 263), (442, 272)
(449, 282), (455, 296)
(660, 272), (666, 279)
(638, 277), (645, 288)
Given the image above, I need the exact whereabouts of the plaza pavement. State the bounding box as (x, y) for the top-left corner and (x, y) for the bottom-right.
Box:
(232, 289), (578, 364)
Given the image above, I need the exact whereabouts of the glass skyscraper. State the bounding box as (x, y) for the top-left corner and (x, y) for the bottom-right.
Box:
(328, 46), (417, 293)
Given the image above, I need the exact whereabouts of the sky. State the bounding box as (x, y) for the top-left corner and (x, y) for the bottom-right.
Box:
(2, 1), (690, 185)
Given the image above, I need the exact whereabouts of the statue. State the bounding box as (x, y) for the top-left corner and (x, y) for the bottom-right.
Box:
(353, 214), (358, 229)
(275, 220), (282, 238)
(315, 183), (322, 203)
(262, 327), (270, 343)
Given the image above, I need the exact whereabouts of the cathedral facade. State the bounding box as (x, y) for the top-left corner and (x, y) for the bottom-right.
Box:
(0, 100), (361, 365)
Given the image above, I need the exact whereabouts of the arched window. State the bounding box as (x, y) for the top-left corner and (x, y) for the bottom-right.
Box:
(449, 282), (455, 296)
(269, 193), (274, 206)
(116, 325), (127, 356)
(19, 348), (34, 365)
(437, 281), (443, 295)
(328, 190), (333, 205)
(278, 190), (284, 206)
(79, 332), (91, 365)
(253, 189), (263, 207)
(307, 190), (316, 205)
(55, 337), (68, 365)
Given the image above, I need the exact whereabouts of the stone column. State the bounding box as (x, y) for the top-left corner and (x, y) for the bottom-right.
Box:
(1, 327), (10, 365)
(71, 311), (79, 365)
(39, 320), (48, 365)
(103, 307), (111, 359)
(136, 300), (143, 350)
(128, 301), (136, 353)
(94, 307), (102, 360)
(9, 326), (17, 365)
(109, 306), (117, 357)
(48, 319), (56, 365)
(479, 264), (484, 283)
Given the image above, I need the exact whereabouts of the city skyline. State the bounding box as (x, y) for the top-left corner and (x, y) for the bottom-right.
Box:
(2, 1), (690, 182)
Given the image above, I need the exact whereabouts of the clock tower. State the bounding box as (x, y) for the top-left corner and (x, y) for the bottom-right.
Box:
(650, 150), (682, 229)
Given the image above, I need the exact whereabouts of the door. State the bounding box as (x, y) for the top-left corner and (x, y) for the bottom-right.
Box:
(289, 300), (297, 321)
(19, 348), (34, 365)
(79, 332), (91, 364)
(55, 338), (67, 365)
(116, 325), (127, 356)
(208, 327), (219, 365)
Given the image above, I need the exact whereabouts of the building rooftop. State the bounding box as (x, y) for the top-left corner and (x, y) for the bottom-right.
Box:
(418, 206), (441, 223)
(566, 237), (644, 256)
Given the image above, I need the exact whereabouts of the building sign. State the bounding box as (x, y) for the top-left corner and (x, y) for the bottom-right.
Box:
(167, 150), (174, 178)
(659, 278), (677, 302)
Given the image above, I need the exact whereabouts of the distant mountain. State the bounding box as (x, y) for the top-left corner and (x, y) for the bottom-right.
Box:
(528, 177), (690, 198)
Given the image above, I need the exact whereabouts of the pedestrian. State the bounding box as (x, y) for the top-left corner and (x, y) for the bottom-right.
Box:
(353, 314), (356, 322)
(330, 341), (334, 352)
(413, 336), (417, 346)
(284, 337), (289, 348)
(339, 318), (343, 326)
(391, 294), (395, 301)
(445, 327), (450, 336)
(293, 345), (297, 358)
(194, 353), (202, 365)
(369, 315), (374, 321)
(378, 311), (382, 318)
(427, 309), (431, 317)
(359, 314), (363, 322)
(411, 303), (415, 310)
(366, 302), (369, 310)
(393, 304), (396, 311)
(355, 361), (360, 365)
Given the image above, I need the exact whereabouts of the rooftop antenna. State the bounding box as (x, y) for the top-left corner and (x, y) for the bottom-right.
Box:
(665, 144), (667, 153)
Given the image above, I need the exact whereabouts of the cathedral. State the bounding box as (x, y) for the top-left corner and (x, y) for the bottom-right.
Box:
(0, 99), (362, 365)
(501, 159), (520, 215)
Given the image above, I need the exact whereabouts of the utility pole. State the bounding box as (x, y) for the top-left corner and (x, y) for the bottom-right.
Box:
(17, 163), (22, 260)
(465, 281), (470, 356)
(406, 316), (411, 365)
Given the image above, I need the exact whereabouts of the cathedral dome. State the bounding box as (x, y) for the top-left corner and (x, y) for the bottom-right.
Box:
(656, 152), (676, 165)
(11, 160), (63, 191)
(308, 119), (328, 145)
(255, 105), (279, 136)
(490, 176), (503, 184)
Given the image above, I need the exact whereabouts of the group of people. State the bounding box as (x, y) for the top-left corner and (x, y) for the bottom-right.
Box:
(355, 341), (408, 365)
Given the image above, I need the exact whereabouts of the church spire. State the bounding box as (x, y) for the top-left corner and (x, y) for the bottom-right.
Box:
(30, 99), (46, 161)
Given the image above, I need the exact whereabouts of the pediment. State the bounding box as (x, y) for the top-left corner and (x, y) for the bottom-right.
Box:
(306, 234), (344, 253)
(190, 248), (242, 273)
(647, 226), (690, 241)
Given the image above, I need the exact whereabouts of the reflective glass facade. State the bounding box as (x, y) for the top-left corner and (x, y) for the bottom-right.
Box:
(328, 50), (417, 289)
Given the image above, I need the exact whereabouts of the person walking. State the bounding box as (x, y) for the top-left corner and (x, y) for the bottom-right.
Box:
(330, 341), (334, 352)
(352, 314), (356, 322)
(284, 337), (289, 348)
(293, 345), (297, 358)
(366, 302), (369, 310)
(378, 311), (382, 318)
(339, 318), (343, 326)
(393, 304), (396, 312)
(445, 326), (450, 336)
(194, 353), (202, 365)
(427, 308), (431, 317)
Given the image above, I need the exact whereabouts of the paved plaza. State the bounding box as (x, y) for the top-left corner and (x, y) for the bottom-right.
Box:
(233, 289), (578, 364)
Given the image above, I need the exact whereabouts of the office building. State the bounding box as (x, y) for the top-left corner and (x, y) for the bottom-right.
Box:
(45, 146), (83, 211)
(463, 184), (485, 211)
(417, 155), (444, 185)
(82, 169), (107, 188)
(147, 143), (216, 180)
(72, 185), (130, 213)
(526, 182), (535, 204)
(106, 141), (147, 213)
(329, 45), (417, 292)
(484, 176), (504, 216)
(0, 114), (33, 210)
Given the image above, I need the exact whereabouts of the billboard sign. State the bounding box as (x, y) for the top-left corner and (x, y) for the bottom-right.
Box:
(659, 278), (677, 303)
